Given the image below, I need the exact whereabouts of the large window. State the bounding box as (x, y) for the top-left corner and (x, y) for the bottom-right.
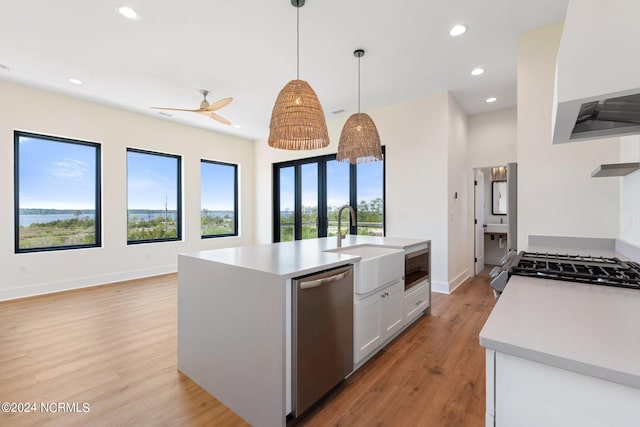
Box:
(201, 160), (238, 238)
(127, 149), (181, 244)
(14, 131), (101, 253)
(273, 149), (385, 242)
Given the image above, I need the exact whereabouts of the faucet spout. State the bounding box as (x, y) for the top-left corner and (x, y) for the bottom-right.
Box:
(336, 205), (357, 248)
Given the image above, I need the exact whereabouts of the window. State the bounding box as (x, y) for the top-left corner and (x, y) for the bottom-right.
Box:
(201, 160), (238, 238)
(14, 131), (101, 253)
(356, 160), (384, 236)
(278, 166), (295, 242)
(272, 149), (385, 242)
(127, 149), (181, 243)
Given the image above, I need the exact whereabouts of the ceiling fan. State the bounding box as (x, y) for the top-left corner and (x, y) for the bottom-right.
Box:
(150, 90), (233, 125)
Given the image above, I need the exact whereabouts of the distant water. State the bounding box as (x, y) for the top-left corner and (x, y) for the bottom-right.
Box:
(20, 213), (95, 227)
(20, 210), (231, 227)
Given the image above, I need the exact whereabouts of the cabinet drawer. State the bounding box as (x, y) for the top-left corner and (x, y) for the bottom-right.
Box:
(404, 281), (429, 320)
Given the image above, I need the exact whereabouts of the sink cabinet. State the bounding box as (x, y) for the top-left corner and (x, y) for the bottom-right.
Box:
(354, 280), (404, 364)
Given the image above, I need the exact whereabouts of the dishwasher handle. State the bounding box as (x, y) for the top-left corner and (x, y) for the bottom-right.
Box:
(298, 270), (351, 290)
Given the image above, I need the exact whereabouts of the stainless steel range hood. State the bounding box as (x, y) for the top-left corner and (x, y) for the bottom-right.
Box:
(552, 0), (640, 144)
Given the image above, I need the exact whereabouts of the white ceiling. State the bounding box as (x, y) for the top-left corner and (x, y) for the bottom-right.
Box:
(0, 0), (568, 141)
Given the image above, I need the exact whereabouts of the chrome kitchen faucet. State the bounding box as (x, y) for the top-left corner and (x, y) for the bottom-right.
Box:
(336, 205), (356, 248)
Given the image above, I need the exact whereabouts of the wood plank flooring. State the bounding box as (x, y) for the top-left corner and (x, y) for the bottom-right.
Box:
(0, 273), (495, 426)
(293, 274), (496, 427)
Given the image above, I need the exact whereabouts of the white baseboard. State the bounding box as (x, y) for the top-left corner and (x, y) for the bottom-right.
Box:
(432, 270), (470, 294)
(0, 265), (177, 301)
(431, 280), (450, 294)
(449, 269), (470, 294)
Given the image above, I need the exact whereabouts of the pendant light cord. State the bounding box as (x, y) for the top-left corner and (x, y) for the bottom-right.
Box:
(296, 5), (300, 80)
(357, 54), (361, 113)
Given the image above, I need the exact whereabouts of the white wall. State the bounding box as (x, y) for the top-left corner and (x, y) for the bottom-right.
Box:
(517, 23), (620, 250)
(619, 135), (640, 246)
(255, 93), (454, 292)
(468, 107), (517, 169)
(0, 81), (255, 300)
(447, 94), (471, 291)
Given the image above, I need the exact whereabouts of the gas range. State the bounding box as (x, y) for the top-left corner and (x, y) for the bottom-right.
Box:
(509, 251), (640, 290)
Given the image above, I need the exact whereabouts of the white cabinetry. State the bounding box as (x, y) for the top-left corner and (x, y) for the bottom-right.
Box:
(354, 280), (404, 364)
(403, 281), (430, 322)
(486, 350), (640, 427)
(381, 280), (404, 337)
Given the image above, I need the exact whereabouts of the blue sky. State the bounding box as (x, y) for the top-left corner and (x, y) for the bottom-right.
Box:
(19, 135), (379, 213)
(19, 136), (96, 209)
(280, 159), (383, 211)
(127, 151), (178, 210)
(201, 162), (236, 211)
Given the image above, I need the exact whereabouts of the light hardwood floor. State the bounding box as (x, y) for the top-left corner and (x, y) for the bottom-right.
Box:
(0, 273), (495, 426)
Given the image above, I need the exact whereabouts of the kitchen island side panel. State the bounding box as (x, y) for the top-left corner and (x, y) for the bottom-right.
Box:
(177, 254), (287, 427)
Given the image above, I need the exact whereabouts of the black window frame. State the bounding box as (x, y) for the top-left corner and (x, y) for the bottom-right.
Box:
(272, 147), (385, 242)
(200, 159), (239, 239)
(14, 130), (102, 253)
(126, 148), (182, 245)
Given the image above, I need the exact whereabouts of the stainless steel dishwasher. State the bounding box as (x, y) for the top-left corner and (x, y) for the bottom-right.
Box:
(292, 264), (354, 417)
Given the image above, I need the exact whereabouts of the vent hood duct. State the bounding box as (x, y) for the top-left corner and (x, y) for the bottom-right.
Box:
(552, 0), (640, 144)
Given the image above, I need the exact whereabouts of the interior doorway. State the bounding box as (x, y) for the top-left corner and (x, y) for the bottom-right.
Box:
(473, 163), (517, 276)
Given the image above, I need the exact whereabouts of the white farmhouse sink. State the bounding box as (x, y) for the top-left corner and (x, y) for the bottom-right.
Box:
(325, 244), (404, 294)
(485, 223), (507, 233)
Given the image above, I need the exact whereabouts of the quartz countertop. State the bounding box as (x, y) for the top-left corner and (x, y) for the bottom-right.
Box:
(480, 275), (640, 389)
(181, 235), (429, 279)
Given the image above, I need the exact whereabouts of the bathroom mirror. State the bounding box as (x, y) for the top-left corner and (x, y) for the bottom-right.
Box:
(492, 181), (507, 215)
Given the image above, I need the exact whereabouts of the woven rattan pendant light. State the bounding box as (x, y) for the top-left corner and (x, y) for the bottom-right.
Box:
(268, 0), (329, 150)
(337, 49), (383, 164)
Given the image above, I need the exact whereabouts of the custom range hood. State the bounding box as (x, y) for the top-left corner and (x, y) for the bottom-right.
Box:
(552, 0), (640, 144)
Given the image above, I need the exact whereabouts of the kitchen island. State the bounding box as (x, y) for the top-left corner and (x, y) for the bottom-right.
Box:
(480, 274), (640, 426)
(178, 235), (430, 427)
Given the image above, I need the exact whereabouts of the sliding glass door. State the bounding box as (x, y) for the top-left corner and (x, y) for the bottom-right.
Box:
(272, 150), (385, 242)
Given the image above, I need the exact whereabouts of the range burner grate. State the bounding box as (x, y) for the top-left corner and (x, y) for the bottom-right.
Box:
(509, 251), (640, 290)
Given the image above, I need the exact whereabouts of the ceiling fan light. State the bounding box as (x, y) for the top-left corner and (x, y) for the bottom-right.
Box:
(268, 79), (329, 150)
(337, 113), (382, 164)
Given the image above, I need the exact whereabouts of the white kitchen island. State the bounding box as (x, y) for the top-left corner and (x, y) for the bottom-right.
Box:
(178, 236), (430, 427)
(480, 275), (640, 427)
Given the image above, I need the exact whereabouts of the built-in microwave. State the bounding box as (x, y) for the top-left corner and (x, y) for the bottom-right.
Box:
(405, 248), (429, 290)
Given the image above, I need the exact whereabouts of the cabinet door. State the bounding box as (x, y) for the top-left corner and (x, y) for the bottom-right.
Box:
(354, 292), (382, 364)
(381, 281), (404, 339)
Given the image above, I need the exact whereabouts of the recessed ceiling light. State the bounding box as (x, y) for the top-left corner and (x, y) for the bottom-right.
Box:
(449, 24), (467, 37)
(0, 64), (10, 72)
(486, 97), (497, 103)
(158, 111), (173, 117)
(117, 5), (140, 21)
(233, 125), (241, 128)
(471, 67), (485, 76)
(68, 78), (83, 85)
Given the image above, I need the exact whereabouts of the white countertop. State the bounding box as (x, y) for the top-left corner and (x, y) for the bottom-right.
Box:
(480, 275), (640, 389)
(182, 235), (429, 279)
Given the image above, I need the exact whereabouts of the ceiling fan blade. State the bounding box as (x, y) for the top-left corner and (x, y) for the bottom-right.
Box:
(204, 97), (233, 111)
(150, 106), (205, 112)
(205, 111), (232, 125)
